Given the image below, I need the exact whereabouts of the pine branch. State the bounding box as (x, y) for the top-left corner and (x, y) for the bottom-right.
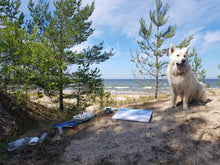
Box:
(177, 34), (193, 48)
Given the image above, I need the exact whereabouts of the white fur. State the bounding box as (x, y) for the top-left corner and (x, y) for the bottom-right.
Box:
(167, 44), (206, 110)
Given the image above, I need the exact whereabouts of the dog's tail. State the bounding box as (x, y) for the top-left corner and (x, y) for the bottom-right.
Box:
(199, 82), (207, 102)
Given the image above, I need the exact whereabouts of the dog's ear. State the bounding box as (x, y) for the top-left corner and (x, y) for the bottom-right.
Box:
(185, 45), (190, 54)
(169, 44), (176, 56)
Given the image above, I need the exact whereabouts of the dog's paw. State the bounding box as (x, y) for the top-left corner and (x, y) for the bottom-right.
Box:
(171, 104), (176, 108)
(183, 107), (189, 111)
(166, 105), (175, 110)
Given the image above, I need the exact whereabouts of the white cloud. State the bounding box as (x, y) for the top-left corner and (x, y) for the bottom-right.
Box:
(70, 42), (91, 52)
(204, 31), (220, 45)
(165, 0), (220, 46)
(191, 33), (202, 47)
(82, 0), (220, 49)
(167, 0), (220, 26)
(84, 0), (154, 38)
(92, 30), (104, 38)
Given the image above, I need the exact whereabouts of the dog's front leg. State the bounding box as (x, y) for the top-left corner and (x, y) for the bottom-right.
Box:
(183, 95), (189, 110)
(171, 92), (177, 108)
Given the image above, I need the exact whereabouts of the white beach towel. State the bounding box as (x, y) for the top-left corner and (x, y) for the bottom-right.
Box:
(112, 108), (153, 123)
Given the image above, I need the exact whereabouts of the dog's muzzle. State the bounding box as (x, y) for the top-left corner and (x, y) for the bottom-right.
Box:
(176, 59), (185, 67)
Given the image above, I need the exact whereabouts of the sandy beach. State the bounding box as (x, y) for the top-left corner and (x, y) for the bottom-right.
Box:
(1, 89), (219, 165)
(61, 89), (220, 165)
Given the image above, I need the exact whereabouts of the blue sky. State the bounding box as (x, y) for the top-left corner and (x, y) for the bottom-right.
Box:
(20, 0), (220, 79)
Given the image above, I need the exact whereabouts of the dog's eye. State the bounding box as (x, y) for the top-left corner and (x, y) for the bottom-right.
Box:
(184, 55), (186, 57)
(177, 54), (179, 57)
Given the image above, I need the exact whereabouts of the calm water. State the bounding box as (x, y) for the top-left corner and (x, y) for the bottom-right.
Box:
(104, 79), (219, 94)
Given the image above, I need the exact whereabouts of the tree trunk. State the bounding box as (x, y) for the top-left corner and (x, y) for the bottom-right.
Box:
(155, 56), (158, 99)
(59, 88), (64, 110)
(4, 85), (7, 94)
(25, 87), (28, 101)
(76, 85), (80, 110)
(59, 67), (64, 111)
(155, 26), (159, 100)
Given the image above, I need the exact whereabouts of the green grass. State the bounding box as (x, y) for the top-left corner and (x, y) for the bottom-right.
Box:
(151, 157), (161, 164)
(0, 154), (7, 164)
(208, 89), (216, 96)
(101, 93), (170, 108)
(0, 141), (9, 163)
(180, 118), (188, 123)
(28, 90), (171, 114)
(0, 142), (6, 151)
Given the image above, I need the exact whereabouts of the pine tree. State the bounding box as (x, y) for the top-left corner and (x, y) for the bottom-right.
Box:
(0, 0), (24, 25)
(44, 0), (93, 110)
(44, 0), (113, 110)
(0, 0), (53, 99)
(0, 0), (25, 94)
(27, 0), (51, 34)
(0, 17), (48, 98)
(69, 42), (113, 112)
(0, 0), (113, 110)
(27, 0), (59, 97)
(189, 47), (206, 82)
(131, 0), (193, 99)
(131, 0), (177, 99)
(69, 64), (103, 113)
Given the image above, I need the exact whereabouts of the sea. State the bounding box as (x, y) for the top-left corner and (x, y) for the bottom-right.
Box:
(103, 79), (219, 94)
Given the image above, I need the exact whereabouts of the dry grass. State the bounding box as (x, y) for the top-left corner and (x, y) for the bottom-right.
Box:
(29, 92), (171, 114)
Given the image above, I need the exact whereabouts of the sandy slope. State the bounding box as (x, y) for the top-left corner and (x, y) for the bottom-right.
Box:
(62, 89), (220, 165)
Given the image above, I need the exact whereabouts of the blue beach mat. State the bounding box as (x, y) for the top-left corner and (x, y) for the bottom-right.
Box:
(112, 108), (153, 123)
(54, 121), (77, 129)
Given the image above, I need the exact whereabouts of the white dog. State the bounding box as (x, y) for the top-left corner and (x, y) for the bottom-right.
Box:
(167, 44), (206, 110)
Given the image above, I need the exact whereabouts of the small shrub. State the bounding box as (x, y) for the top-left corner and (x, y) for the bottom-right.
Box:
(37, 91), (44, 98)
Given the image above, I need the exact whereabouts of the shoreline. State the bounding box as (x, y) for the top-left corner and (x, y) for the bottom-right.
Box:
(27, 88), (219, 111)
(63, 89), (172, 95)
